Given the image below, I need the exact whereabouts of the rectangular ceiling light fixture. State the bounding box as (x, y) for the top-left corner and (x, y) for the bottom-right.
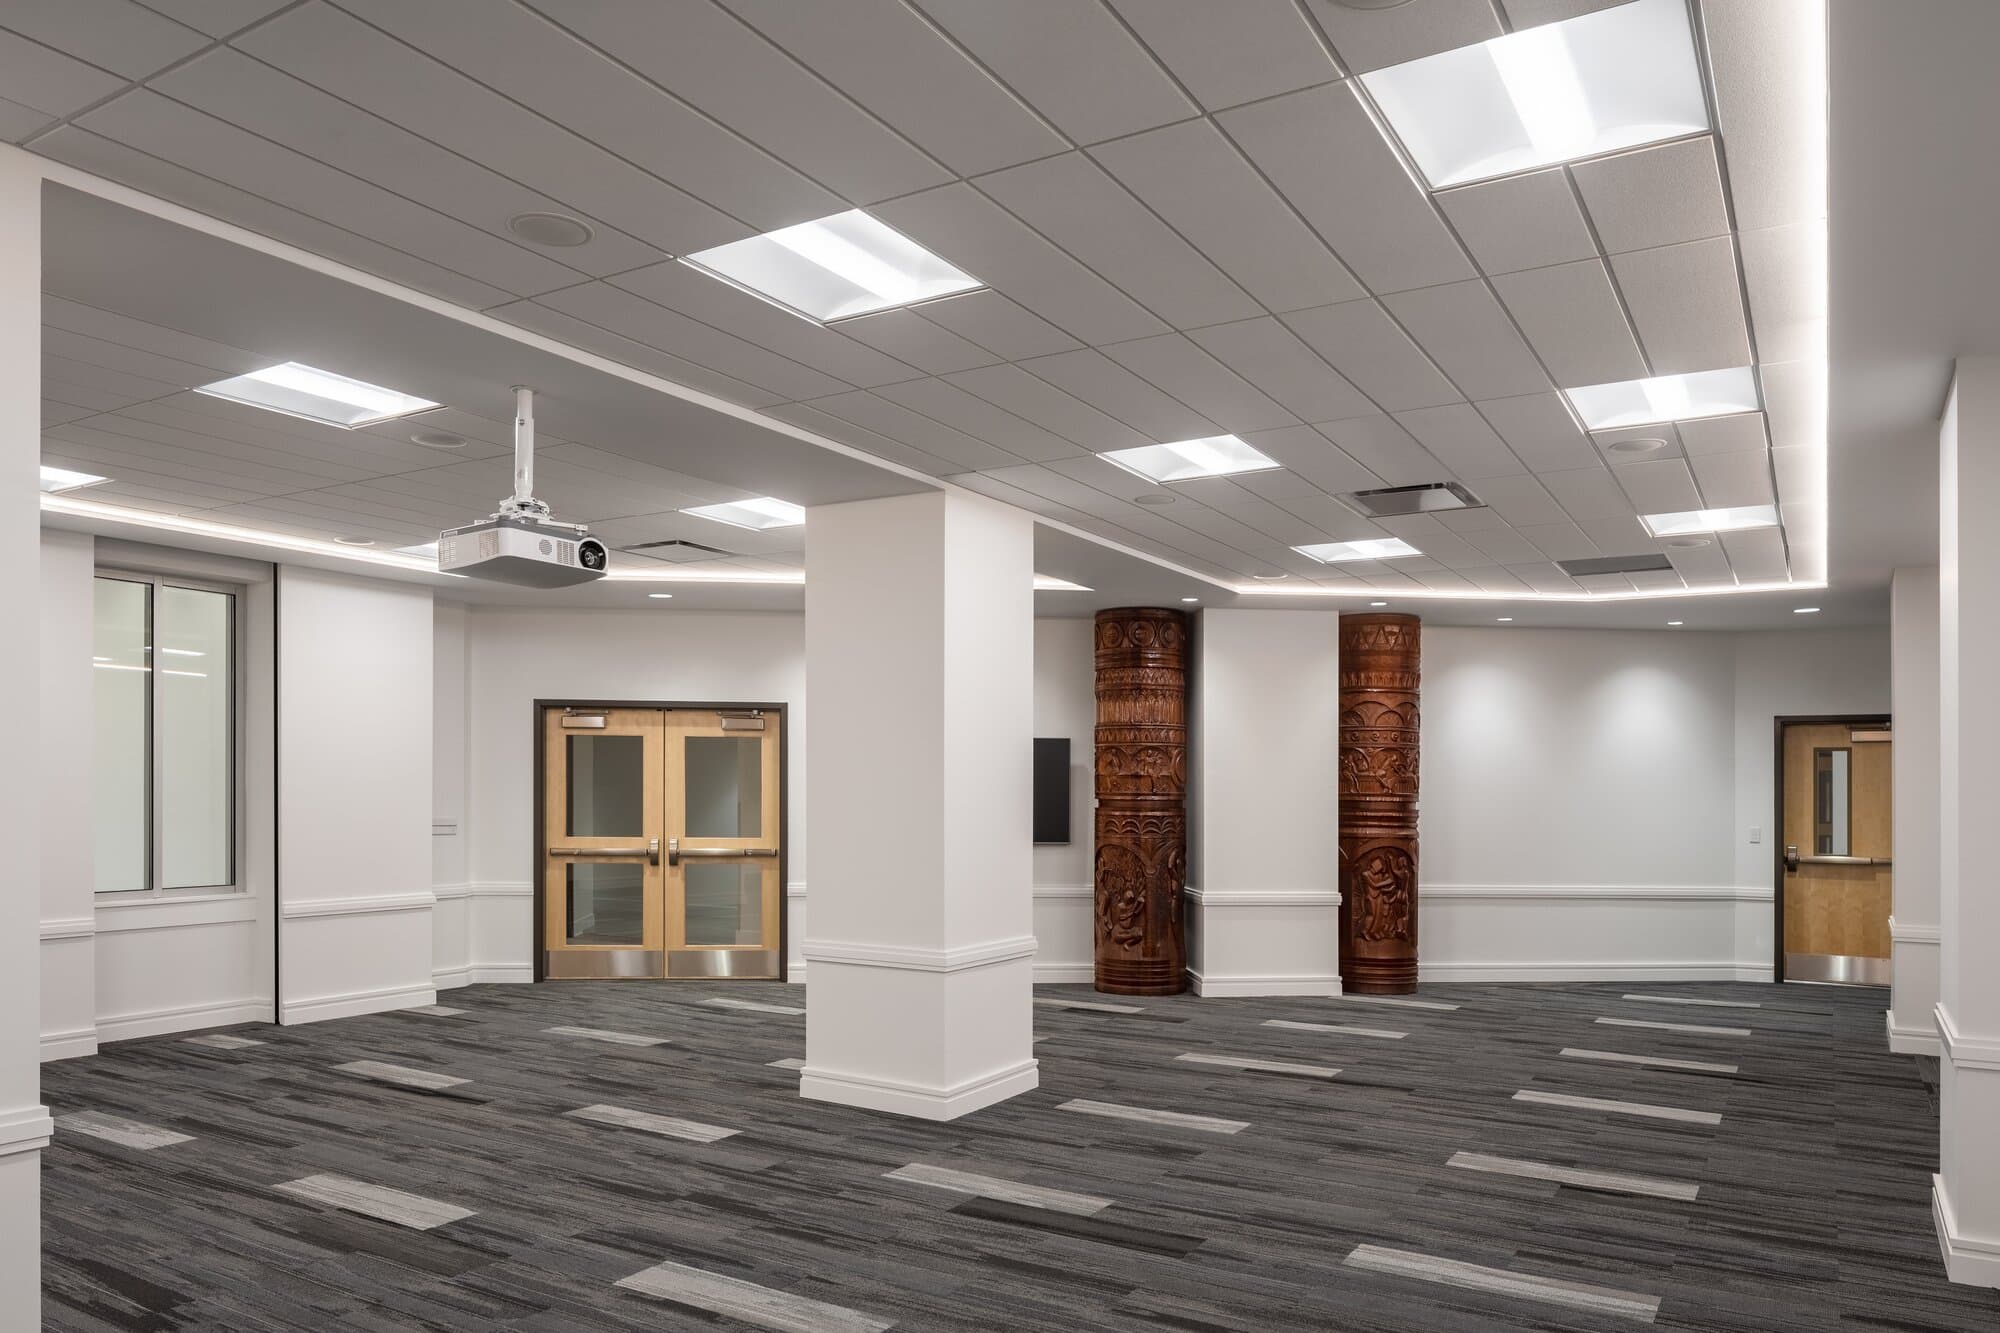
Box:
(1360, 0), (1708, 189)
(1340, 481), (1484, 518)
(681, 496), (807, 531)
(1564, 367), (1762, 431)
(39, 465), (108, 493)
(1101, 435), (1281, 484)
(1641, 504), (1780, 537)
(195, 362), (441, 429)
(1293, 537), (1422, 564)
(680, 209), (982, 323)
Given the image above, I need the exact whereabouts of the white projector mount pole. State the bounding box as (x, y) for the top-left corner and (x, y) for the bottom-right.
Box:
(503, 384), (551, 518)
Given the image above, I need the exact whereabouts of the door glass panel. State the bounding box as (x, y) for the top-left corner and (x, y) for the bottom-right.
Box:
(685, 862), (764, 946)
(92, 577), (151, 893)
(566, 863), (645, 945)
(567, 735), (645, 836)
(684, 736), (763, 837)
(159, 585), (234, 888)
(1814, 747), (1851, 855)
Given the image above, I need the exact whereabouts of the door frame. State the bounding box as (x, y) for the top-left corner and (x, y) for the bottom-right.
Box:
(1770, 712), (1891, 983)
(532, 699), (789, 982)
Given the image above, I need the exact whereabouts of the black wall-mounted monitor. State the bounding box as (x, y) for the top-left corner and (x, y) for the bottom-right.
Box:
(1033, 737), (1071, 845)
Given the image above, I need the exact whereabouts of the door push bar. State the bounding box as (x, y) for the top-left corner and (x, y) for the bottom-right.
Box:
(666, 838), (779, 867)
(549, 837), (660, 866)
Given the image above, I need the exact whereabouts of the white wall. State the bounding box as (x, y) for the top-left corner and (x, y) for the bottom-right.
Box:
(431, 601), (471, 985)
(1890, 567), (1942, 1053)
(39, 530), (96, 1059)
(277, 566), (433, 1022)
(1030, 617), (1094, 981)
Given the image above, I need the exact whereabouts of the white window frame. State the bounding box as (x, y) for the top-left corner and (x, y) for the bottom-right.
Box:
(94, 567), (248, 898)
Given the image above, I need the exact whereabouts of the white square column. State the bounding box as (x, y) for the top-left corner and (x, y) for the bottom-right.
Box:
(1936, 360), (2000, 1286)
(800, 492), (1037, 1120)
(0, 147), (49, 1320)
(1889, 566), (1942, 1055)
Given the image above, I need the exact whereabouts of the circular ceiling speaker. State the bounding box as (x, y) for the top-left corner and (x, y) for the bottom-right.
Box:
(1605, 437), (1670, 456)
(507, 211), (596, 248)
(410, 429), (468, 450)
(1663, 536), (1713, 549)
(1250, 571), (1291, 581)
(1133, 493), (1176, 507)
(333, 535), (376, 547)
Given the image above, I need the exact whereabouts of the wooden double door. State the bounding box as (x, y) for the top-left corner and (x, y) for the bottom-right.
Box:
(1779, 719), (1891, 985)
(540, 706), (782, 980)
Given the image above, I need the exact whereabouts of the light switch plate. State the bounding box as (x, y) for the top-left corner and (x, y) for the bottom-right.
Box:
(1749, 826), (1763, 844)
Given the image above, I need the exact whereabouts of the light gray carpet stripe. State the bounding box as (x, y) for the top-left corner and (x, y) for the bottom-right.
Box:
(1034, 997), (1145, 1014)
(58, 1111), (192, 1150)
(1561, 1047), (1739, 1074)
(616, 1259), (895, 1332)
(335, 1060), (469, 1090)
(1335, 995), (1461, 1011)
(1263, 1018), (1407, 1039)
(1058, 1098), (1248, 1135)
(1344, 1244), (1660, 1323)
(1514, 1089), (1722, 1125)
(566, 1104), (737, 1142)
(181, 1034), (264, 1050)
(1595, 1016), (1753, 1037)
(1175, 1053), (1340, 1079)
(766, 1057), (806, 1070)
(884, 1163), (1113, 1216)
(1447, 1151), (1701, 1201)
(544, 1025), (668, 1047)
(275, 1174), (474, 1231)
(1622, 993), (1761, 1008)
(409, 1004), (467, 1017)
(703, 997), (806, 1016)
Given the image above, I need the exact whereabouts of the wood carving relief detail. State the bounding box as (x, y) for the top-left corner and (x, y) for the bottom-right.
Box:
(1338, 613), (1421, 994)
(1093, 608), (1189, 995)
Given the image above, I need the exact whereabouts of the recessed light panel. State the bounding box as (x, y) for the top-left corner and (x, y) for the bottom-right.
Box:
(1564, 367), (1761, 431)
(1293, 537), (1422, 563)
(1641, 504), (1780, 537)
(680, 209), (981, 323)
(39, 465), (107, 493)
(1101, 435), (1280, 483)
(196, 362), (440, 429)
(1361, 0), (1708, 188)
(681, 497), (807, 531)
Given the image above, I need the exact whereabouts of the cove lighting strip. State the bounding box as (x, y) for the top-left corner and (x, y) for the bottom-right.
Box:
(1231, 578), (1824, 605)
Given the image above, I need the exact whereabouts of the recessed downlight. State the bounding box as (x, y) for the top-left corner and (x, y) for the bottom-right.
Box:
(1662, 536), (1713, 550)
(1251, 572), (1290, 581)
(508, 211), (596, 248)
(1180, 596), (1200, 603)
(1496, 617), (1514, 623)
(648, 592), (675, 600)
(334, 535), (376, 546)
(1605, 436), (1670, 456)
(1794, 606), (1821, 615)
(1370, 601), (1388, 607)
(411, 429), (468, 450)
(1668, 620), (1684, 626)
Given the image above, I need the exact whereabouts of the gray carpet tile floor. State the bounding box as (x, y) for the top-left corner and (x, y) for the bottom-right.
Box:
(39, 979), (2000, 1331)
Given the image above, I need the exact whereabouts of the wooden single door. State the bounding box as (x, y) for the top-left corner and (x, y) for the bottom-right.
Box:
(663, 709), (782, 978)
(542, 708), (665, 978)
(1780, 721), (1892, 984)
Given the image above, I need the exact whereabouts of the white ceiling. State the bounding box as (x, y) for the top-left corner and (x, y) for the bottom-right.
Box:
(11, 0), (1855, 622)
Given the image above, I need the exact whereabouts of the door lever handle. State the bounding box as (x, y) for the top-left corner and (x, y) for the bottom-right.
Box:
(1783, 844), (1800, 873)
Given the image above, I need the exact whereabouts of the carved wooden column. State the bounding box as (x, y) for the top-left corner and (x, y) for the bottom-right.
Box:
(1338, 613), (1421, 994)
(1093, 608), (1189, 995)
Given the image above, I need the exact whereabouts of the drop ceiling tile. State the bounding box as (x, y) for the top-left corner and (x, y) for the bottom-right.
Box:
(1107, 0), (1339, 111)
(1435, 169), (1599, 275)
(1183, 318), (1372, 425)
(1690, 450), (1775, 509)
(1375, 515), (1489, 568)
(1771, 445), (1819, 508)
(1017, 349), (1219, 444)
(1610, 237), (1752, 376)
(1465, 565), (1533, 593)
(1281, 301), (1461, 412)
(797, 389), (1023, 471)
(914, 290), (1082, 362)
(45, 424), (326, 495)
(1471, 475), (1569, 528)
(719, 0), (1066, 176)
(1720, 525), (1789, 583)
(1265, 492), (1382, 542)
(1739, 220), (1826, 367)
(1506, 561), (1584, 594)
(33, 126), (515, 311)
(1313, 415), (1443, 486)
(0, 95), (53, 141)
(239, 4), (746, 254)
(1491, 260), (1647, 387)
(761, 402), (961, 477)
(1517, 522), (1599, 561)
(1, 0), (208, 79)
(39, 373), (150, 415)
(42, 352), (181, 404)
(1624, 567), (1687, 591)
(1476, 393), (1595, 473)
(1665, 541), (1736, 586)
(834, 310), (1000, 376)
(1218, 82), (1475, 295)
(486, 299), (782, 409)
(1410, 568), (1480, 592)
(42, 399), (96, 427)
(1571, 136), (1730, 256)
(1610, 457), (1701, 514)
(872, 183), (1166, 346)
(131, 0), (289, 37)
(44, 298), (262, 376)
(1098, 334), (1300, 434)
(1383, 280), (1551, 400)
(944, 363), (1155, 451)
(44, 328), (235, 391)
(872, 377), (1085, 463)
(1090, 118), (1363, 314)
(1677, 412), (1769, 458)
(1393, 404), (1522, 481)
(1240, 425), (1384, 495)
(975, 153), (1261, 330)
(1432, 503), (1511, 533)
(1758, 360), (1823, 455)
(1302, 0), (1503, 74)
(1211, 498), (1331, 547)
(913, 0), (1194, 143)
(1231, 463), (1341, 503)
(612, 262), (922, 389)
(1589, 424), (1685, 465)
(1577, 514), (1653, 552)
(155, 48), (662, 281)
(1702, 0), (1820, 234)
(1540, 467), (1634, 522)
(338, 0), (845, 231)
(1500, 0), (1631, 27)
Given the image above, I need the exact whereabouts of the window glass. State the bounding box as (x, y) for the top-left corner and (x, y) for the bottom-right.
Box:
(158, 585), (233, 888)
(92, 578), (151, 893)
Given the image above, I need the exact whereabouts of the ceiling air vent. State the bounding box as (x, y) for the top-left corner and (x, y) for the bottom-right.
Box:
(620, 539), (733, 564)
(1557, 553), (1677, 578)
(1339, 481), (1485, 518)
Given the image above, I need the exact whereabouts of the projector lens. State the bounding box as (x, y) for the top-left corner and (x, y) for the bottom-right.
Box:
(578, 539), (608, 571)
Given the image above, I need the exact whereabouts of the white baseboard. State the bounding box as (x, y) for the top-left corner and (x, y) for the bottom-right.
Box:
(39, 1027), (98, 1062)
(1032, 962), (1094, 984)
(0, 1104), (54, 1160)
(96, 997), (273, 1044)
(799, 1057), (1039, 1121)
(1419, 960), (1773, 983)
(281, 980), (434, 1025)
(433, 962), (532, 989)
(1188, 969), (1342, 998)
(1935, 1173), (2000, 1287)
(1888, 1008), (1943, 1057)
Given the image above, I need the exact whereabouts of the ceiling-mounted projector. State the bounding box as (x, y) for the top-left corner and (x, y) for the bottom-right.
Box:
(437, 387), (607, 588)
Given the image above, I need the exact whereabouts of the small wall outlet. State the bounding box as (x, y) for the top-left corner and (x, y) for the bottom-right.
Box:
(1749, 826), (1763, 844)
